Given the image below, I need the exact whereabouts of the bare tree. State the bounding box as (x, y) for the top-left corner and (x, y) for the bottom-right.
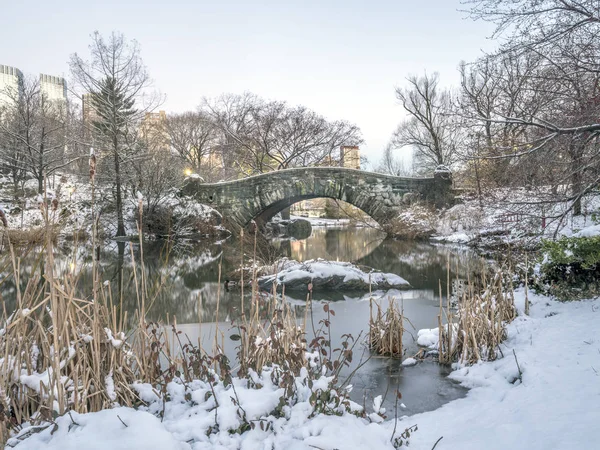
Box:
(164, 111), (220, 179)
(463, 0), (600, 49)
(70, 31), (160, 236)
(462, 0), (600, 216)
(391, 73), (461, 174)
(377, 142), (414, 177)
(204, 93), (363, 177)
(0, 76), (77, 194)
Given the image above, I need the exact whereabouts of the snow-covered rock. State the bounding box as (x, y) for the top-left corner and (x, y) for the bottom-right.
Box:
(402, 357), (418, 367)
(258, 258), (410, 291)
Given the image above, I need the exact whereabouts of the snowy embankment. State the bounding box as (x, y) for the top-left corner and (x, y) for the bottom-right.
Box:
(10, 290), (600, 449)
(429, 189), (600, 248)
(397, 289), (600, 450)
(290, 215), (352, 227)
(258, 258), (410, 291)
(0, 174), (223, 238)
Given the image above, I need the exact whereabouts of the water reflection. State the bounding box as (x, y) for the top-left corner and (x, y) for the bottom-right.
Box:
(273, 226), (386, 262)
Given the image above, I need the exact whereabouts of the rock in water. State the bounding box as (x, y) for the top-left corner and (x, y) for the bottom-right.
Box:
(258, 258), (410, 292)
(287, 218), (312, 240)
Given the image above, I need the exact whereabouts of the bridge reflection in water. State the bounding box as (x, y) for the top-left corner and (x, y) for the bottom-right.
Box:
(273, 226), (386, 262)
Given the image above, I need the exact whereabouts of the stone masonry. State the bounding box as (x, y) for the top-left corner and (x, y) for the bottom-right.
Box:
(180, 167), (453, 230)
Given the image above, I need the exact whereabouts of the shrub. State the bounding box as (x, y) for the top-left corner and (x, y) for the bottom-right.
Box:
(538, 235), (600, 300)
(386, 204), (436, 240)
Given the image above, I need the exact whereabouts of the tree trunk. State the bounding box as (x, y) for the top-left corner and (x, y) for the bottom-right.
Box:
(116, 241), (125, 305)
(114, 148), (126, 236)
(569, 140), (585, 217)
(572, 169), (582, 216)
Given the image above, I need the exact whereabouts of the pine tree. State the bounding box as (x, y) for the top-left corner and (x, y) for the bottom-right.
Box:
(90, 77), (137, 237)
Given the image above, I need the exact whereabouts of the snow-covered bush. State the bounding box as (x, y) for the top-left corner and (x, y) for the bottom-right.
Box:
(538, 235), (600, 299)
(387, 204), (437, 240)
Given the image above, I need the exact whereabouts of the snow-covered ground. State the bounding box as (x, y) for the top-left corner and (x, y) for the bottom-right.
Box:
(398, 289), (600, 450)
(9, 289), (600, 450)
(0, 174), (221, 238)
(290, 215), (374, 228)
(431, 189), (600, 248)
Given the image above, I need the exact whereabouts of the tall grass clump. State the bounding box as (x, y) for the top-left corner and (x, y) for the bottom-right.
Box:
(435, 264), (517, 365)
(0, 238), (143, 442)
(368, 298), (406, 357)
(233, 289), (306, 377)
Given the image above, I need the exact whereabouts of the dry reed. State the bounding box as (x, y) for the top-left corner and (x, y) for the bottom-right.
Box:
(436, 263), (517, 365)
(0, 238), (142, 442)
(233, 230), (306, 376)
(368, 298), (405, 357)
(0, 227), (58, 246)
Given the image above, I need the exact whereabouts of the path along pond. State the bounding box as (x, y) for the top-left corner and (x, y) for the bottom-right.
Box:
(4, 225), (490, 416)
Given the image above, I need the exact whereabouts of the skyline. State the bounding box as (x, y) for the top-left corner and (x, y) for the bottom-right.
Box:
(1, 0), (496, 166)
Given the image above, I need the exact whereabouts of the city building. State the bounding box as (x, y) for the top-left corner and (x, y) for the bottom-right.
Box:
(340, 145), (360, 170)
(39, 73), (67, 103)
(82, 93), (101, 140)
(140, 110), (169, 150)
(0, 64), (24, 107)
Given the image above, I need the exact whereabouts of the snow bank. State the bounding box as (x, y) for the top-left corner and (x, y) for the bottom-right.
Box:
(433, 189), (600, 249)
(12, 368), (395, 450)
(389, 290), (600, 449)
(10, 407), (188, 450)
(0, 173), (223, 238)
(572, 223), (600, 238)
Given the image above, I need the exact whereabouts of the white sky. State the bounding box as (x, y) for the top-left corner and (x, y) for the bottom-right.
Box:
(1, 0), (496, 165)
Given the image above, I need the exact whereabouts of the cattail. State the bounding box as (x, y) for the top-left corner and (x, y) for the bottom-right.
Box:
(0, 205), (7, 227)
(137, 191), (143, 226)
(89, 147), (97, 181)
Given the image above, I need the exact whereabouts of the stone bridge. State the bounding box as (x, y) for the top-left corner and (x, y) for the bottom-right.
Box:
(180, 167), (453, 230)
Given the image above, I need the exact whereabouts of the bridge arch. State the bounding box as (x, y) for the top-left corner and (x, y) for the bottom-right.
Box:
(180, 167), (452, 231)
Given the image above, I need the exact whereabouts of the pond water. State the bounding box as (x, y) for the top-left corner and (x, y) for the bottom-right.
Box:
(1, 225), (488, 416)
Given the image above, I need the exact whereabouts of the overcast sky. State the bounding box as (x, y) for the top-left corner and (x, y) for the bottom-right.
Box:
(1, 0), (496, 165)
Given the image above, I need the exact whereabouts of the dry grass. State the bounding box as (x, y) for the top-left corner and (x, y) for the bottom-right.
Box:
(436, 264), (517, 365)
(0, 227), (58, 246)
(368, 298), (405, 357)
(0, 239), (143, 443)
(234, 290), (306, 377)
(0, 193), (158, 442)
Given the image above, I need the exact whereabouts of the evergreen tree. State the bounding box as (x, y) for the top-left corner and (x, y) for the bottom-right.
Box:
(90, 76), (137, 236)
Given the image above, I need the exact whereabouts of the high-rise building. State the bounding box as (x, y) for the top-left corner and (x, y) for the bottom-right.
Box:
(340, 145), (360, 170)
(82, 93), (99, 123)
(140, 110), (169, 150)
(141, 110), (167, 130)
(82, 93), (101, 140)
(39, 73), (67, 103)
(0, 64), (24, 107)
